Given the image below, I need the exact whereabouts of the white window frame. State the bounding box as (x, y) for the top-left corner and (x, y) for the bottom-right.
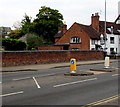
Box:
(70, 37), (81, 44)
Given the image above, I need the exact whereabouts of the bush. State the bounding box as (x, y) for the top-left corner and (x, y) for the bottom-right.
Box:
(26, 34), (45, 50)
(2, 38), (27, 51)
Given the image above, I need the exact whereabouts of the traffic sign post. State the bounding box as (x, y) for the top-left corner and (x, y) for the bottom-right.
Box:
(70, 58), (76, 73)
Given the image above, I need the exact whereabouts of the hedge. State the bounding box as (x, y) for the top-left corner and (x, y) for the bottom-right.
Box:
(2, 38), (27, 51)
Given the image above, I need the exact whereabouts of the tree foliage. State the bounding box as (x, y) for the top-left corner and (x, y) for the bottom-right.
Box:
(9, 6), (64, 47)
(26, 34), (45, 50)
(33, 6), (63, 43)
(21, 14), (33, 34)
(8, 29), (23, 39)
(20, 6), (64, 44)
(2, 38), (26, 51)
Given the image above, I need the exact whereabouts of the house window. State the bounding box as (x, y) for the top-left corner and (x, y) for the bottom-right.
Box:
(110, 48), (114, 54)
(71, 48), (80, 51)
(91, 40), (96, 45)
(70, 37), (81, 43)
(110, 37), (114, 44)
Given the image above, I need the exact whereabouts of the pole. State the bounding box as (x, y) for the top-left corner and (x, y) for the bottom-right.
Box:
(104, 0), (107, 52)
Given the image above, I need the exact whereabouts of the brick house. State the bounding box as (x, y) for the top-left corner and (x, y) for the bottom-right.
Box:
(38, 13), (120, 56)
(54, 13), (101, 50)
(54, 13), (120, 56)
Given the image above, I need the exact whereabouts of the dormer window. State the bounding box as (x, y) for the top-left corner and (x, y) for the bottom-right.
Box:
(70, 37), (81, 44)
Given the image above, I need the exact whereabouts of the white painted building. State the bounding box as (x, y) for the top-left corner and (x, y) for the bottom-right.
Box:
(90, 32), (120, 56)
(105, 34), (120, 56)
(90, 11), (120, 56)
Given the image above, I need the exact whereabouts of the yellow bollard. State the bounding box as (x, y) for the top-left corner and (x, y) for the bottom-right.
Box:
(70, 58), (76, 73)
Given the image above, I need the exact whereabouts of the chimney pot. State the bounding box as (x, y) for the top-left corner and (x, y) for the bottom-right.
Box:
(95, 13), (99, 16)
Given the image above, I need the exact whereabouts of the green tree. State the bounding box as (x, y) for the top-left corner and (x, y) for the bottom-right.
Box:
(8, 29), (23, 39)
(2, 38), (26, 51)
(21, 13), (33, 34)
(26, 34), (45, 50)
(33, 6), (64, 43)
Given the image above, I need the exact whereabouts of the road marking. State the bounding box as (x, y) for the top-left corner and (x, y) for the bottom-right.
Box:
(12, 73), (57, 81)
(53, 78), (97, 88)
(13, 77), (31, 81)
(112, 74), (119, 76)
(87, 94), (120, 106)
(0, 91), (24, 97)
(32, 77), (41, 89)
(0, 82), (2, 84)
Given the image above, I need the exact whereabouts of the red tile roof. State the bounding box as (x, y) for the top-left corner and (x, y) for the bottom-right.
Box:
(75, 22), (100, 39)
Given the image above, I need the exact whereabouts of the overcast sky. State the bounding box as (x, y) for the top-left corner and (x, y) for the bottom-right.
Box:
(0, 0), (119, 29)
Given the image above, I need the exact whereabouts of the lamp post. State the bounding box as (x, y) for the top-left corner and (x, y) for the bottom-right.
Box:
(104, 0), (107, 53)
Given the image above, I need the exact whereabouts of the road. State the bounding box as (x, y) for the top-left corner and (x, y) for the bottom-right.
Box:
(1, 61), (119, 106)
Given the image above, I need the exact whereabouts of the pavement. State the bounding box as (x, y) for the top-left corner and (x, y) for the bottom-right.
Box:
(1, 59), (118, 72)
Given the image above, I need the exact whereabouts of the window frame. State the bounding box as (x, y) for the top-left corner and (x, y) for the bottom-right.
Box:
(70, 37), (81, 44)
(110, 37), (114, 44)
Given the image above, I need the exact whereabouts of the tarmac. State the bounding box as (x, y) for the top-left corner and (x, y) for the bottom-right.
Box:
(1, 59), (120, 106)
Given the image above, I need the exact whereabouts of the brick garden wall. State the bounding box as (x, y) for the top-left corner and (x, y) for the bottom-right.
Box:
(38, 46), (63, 50)
(2, 50), (105, 67)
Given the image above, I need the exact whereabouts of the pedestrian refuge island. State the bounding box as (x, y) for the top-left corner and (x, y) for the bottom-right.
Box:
(90, 56), (116, 72)
(64, 58), (94, 76)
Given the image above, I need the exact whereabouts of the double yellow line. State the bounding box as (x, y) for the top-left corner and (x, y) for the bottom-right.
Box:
(83, 94), (120, 107)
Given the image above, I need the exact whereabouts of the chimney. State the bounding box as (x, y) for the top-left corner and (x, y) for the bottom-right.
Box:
(91, 13), (100, 31)
(58, 24), (67, 34)
(63, 24), (67, 34)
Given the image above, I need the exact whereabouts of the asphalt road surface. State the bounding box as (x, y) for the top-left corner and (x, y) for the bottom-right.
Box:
(1, 61), (119, 106)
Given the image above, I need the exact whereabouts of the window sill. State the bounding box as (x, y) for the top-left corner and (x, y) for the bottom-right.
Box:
(70, 43), (81, 44)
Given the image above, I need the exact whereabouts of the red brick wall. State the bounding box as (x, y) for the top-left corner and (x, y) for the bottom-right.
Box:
(55, 38), (60, 43)
(38, 46), (63, 50)
(2, 51), (105, 67)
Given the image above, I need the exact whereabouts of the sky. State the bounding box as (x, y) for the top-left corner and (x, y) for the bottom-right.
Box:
(0, 0), (119, 29)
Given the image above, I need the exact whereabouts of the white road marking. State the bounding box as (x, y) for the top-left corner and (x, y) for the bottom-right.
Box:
(112, 74), (119, 76)
(53, 78), (97, 88)
(12, 73), (57, 81)
(0, 91), (24, 97)
(13, 77), (31, 81)
(32, 77), (41, 89)
(0, 82), (2, 84)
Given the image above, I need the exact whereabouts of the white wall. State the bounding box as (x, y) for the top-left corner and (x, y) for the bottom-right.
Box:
(90, 39), (100, 50)
(106, 34), (120, 56)
(90, 34), (120, 56)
